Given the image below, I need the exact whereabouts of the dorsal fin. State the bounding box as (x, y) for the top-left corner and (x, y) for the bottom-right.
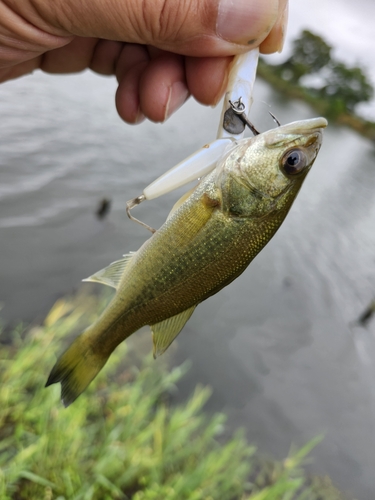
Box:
(82, 253), (134, 290)
(151, 305), (196, 358)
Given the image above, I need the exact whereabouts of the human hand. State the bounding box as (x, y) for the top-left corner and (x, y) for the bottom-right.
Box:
(0, 0), (288, 123)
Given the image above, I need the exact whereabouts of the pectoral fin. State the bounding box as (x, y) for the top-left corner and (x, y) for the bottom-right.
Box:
(151, 305), (196, 358)
(82, 253), (134, 290)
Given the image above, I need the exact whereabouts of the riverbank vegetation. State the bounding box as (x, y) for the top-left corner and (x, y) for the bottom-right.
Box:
(259, 30), (375, 141)
(1, 292), (349, 499)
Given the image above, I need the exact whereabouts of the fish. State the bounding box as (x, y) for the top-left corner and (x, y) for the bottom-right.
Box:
(46, 117), (327, 406)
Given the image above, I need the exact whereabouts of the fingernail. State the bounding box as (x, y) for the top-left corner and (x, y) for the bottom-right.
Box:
(164, 82), (189, 121)
(217, 0), (279, 46)
(134, 108), (145, 124)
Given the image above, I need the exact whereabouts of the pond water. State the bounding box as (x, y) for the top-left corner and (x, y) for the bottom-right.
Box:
(1, 67), (375, 499)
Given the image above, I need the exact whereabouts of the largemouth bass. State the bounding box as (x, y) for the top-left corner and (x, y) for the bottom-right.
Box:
(47, 117), (327, 406)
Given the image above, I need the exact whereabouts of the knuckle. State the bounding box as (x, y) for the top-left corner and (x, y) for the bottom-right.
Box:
(134, 0), (211, 45)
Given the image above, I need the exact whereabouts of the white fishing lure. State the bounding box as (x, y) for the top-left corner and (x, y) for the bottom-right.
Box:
(126, 49), (260, 230)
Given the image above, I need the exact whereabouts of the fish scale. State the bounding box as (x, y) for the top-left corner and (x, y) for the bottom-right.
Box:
(46, 117), (327, 406)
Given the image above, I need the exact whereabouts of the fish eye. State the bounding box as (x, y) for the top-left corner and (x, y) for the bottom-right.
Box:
(281, 149), (307, 176)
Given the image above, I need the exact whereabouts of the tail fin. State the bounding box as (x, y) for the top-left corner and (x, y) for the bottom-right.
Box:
(46, 331), (109, 407)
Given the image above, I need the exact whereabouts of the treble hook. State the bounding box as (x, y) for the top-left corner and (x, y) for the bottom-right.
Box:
(268, 111), (281, 127)
(228, 98), (260, 136)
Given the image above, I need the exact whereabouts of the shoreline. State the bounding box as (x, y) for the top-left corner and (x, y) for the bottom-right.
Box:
(258, 59), (375, 143)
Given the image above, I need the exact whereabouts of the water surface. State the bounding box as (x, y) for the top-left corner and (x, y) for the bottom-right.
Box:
(1, 69), (375, 499)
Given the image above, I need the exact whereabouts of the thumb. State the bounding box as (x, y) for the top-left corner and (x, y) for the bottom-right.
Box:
(37, 0), (280, 56)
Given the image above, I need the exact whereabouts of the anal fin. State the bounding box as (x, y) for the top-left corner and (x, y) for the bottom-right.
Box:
(151, 305), (196, 358)
(82, 253), (134, 290)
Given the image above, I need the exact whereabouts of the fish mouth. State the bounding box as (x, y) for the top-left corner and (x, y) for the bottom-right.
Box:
(277, 117), (328, 135)
(265, 117), (327, 150)
(289, 129), (323, 173)
(302, 130), (323, 153)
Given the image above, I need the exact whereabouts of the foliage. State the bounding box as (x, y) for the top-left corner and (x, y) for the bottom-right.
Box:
(273, 30), (373, 116)
(280, 30), (332, 83)
(258, 58), (375, 140)
(320, 62), (373, 112)
(0, 293), (349, 499)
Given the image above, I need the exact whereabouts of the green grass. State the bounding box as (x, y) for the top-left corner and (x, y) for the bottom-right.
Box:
(0, 292), (349, 499)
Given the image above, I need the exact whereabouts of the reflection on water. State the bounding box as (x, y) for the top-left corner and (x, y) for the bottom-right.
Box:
(1, 71), (375, 499)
